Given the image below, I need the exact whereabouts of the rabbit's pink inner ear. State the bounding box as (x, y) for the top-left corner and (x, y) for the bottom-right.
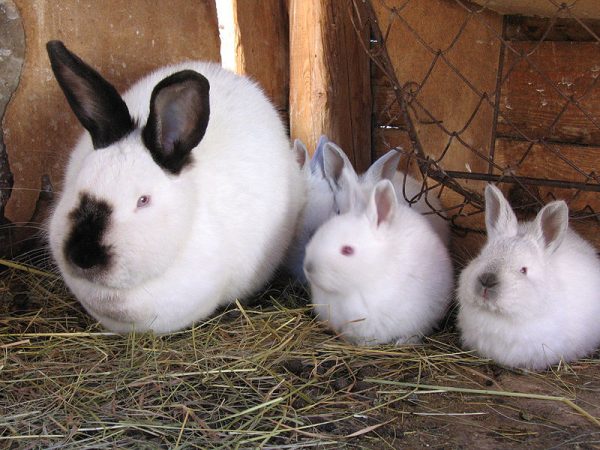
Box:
(366, 149), (401, 182)
(323, 144), (347, 188)
(537, 201), (569, 253)
(370, 180), (396, 227)
(484, 184), (517, 237)
(293, 139), (308, 168)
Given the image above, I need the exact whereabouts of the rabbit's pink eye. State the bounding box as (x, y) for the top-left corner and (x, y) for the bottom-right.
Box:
(520, 267), (528, 275)
(137, 195), (151, 208)
(340, 245), (354, 256)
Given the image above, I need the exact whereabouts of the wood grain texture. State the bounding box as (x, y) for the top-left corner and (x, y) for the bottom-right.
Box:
(493, 138), (600, 213)
(505, 16), (600, 42)
(370, 0), (502, 175)
(470, 0), (600, 18)
(4, 0), (220, 223)
(370, 0), (503, 255)
(289, 0), (371, 172)
(232, 0), (289, 112)
(497, 42), (600, 145)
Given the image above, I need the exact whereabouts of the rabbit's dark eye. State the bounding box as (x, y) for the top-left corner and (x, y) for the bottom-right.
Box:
(520, 267), (528, 275)
(137, 195), (151, 208)
(340, 245), (354, 256)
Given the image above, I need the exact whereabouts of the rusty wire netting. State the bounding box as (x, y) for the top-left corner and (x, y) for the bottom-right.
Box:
(351, 0), (600, 238)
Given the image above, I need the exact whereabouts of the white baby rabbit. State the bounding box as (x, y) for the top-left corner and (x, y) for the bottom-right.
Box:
(46, 41), (305, 333)
(322, 143), (450, 245)
(457, 184), (600, 370)
(284, 136), (336, 283)
(303, 179), (453, 345)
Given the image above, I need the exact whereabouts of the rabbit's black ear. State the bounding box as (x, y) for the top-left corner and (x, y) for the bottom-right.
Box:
(142, 70), (210, 175)
(46, 41), (134, 149)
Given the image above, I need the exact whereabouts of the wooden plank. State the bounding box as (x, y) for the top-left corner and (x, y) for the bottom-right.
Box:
(288, 0), (371, 172)
(232, 0), (289, 112)
(497, 42), (600, 145)
(470, 0), (600, 18)
(505, 16), (600, 42)
(370, 0), (503, 175)
(372, 64), (407, 129)
(493, 138), (600, 183)
(4, 0), (220, 224)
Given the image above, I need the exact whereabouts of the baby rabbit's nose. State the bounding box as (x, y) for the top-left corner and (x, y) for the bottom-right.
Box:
(304, 261), (314, 275)
(478, 272), (498, 288)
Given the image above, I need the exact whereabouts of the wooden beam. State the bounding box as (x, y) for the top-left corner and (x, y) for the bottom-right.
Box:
(288, 0), (371, 172)
(493, 137), (600, 212)
(498, 42), (600, 145)
(232, 0), (289, 112)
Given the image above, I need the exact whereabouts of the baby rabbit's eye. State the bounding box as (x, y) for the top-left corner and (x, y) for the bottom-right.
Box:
(340, 245), (354, 256)
(137, 195), (151, 208)
(520, 267), (528, 275)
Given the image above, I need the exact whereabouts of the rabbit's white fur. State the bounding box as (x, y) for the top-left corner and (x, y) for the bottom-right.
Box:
(303, 179), (453, 345)
(283, 136), (335, 283)
(325, 145), (450, 245)
(49, 57), (305, 333)
(457, 184), (600, 370)
(285, 140), (450, 284)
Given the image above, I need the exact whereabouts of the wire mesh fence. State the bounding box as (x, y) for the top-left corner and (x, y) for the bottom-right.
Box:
(351, 0), (600, 243)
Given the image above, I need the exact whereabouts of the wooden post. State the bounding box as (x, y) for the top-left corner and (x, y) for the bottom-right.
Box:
(289, 0), (372, 172)
(232, 0), (289, 113)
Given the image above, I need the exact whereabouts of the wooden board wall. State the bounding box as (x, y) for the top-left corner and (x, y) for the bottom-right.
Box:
(288, 0), (372, 172)
(370, 0), (504, 257)
(232, 0), (289, 114)
(3, 0), (220, 225)
(495, 39), (600, 249)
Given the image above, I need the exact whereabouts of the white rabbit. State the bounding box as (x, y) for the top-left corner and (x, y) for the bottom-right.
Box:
(285, 140), (450, 284)
(46, 41), (305, 333)
(283, 136), (335, 283)
(322, 143), (450, 245)
(457, 184), (600, 370)
(303, 179), (453, 345)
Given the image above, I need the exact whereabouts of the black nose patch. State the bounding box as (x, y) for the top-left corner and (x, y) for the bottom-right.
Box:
(64, 192), (113, 271)
(478, 272), (499, 289)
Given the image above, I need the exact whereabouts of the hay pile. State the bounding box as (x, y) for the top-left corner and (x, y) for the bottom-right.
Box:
(1, 260), (599, 449)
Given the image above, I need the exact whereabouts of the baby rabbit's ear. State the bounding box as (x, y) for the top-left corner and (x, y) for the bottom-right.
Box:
(534, 201), (569, 254)
(310, 134), (329, 175)
(322, 142), (356, 190)
(484, 184), (518, 239)
(367, 180), (397, 228)
(364, 149), (401, 183)
(46, 40), (134, 149)
(142, 70), (210, 175)
(293, 139), (308, 169)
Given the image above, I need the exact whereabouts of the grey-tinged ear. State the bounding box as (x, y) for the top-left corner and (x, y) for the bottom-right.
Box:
(322, 142), (357, 190)
(364, 148), (401, 182)
(293, 139), (308, 169)
(46, 40), (134, 149)
(142, 70), (210, 175)
(535, 201), (569, 254)
(484, 184), (518, 238)
(367, 179), (397, 227)
(310, 134), (329, 175)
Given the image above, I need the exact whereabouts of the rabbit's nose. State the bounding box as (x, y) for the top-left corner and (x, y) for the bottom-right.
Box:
(478, 272), (498, 288)
(303, 261), (314, 275)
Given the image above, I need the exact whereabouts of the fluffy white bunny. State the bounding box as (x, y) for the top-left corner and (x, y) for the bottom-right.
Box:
(283, 136), (335, 283)
(303, 179), (453, 345)
(457, 184), (600, 370)
(46, 41), (305, 333)
(285, 139), (450, 284)
(322, 143), (450, 245)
